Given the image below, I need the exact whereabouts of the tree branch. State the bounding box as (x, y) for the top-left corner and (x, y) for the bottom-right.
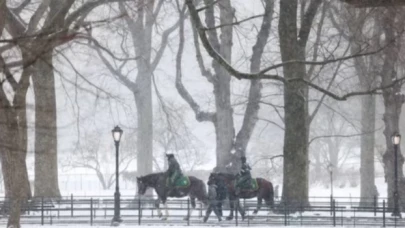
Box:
(175, 3), (215, 123)
(190, 16), (215, 83)
(185, 0), (405, 101)
(203, 14), (264, 31)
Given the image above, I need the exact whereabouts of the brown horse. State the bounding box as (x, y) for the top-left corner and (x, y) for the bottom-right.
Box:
(137, 172), (207, 220)
(208, 172), (274, 220)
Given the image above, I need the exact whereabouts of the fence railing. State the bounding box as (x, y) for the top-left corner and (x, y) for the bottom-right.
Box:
(0, 195), (403, 227)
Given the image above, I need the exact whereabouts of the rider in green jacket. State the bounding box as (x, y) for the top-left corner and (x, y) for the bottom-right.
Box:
(235, 156), (252, 195)
(166, 153), (183, 194)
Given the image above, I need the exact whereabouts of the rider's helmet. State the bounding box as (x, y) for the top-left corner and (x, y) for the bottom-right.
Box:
(166, 153), (174, 159)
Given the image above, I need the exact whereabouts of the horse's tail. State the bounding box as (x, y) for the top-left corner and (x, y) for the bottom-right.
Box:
(190, 176), (208, 205)
(263, 178), (274, 209)
(269, 181), (275, 209)
(200, 180), (208, 205)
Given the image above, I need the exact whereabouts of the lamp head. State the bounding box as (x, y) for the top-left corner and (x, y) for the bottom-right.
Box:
(112, 126), (123, 143)
(392, 132), (401, 145)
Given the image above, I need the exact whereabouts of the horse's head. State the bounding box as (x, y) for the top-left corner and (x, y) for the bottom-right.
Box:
(137, 176), (148, 195)
(207, 172), (220, 185)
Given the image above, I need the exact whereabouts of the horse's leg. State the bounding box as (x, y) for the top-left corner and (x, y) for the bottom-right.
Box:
(253, 196), (262, 215)
(184, 197), (196, 220)
(236, 199), (245, 220)
(155, 198), (163, 218)
(226, 198), (234, 220)
(162, 201), (169, 220)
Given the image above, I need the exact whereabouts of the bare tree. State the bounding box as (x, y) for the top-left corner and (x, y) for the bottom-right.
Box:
(177, 0), (275, 174)
(1, 1), (135, 226)
(379, 8), (405, 210)
(65, 130), (136, 190)
(186, 0), (399, 206)
(94, 1), (180, 182)
(277, 0), (323, 206)
(329, 4), (382, 205)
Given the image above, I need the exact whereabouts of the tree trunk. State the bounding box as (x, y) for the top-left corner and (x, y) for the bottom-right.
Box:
(32, 50), (61, 199)
(279, 0), (309, 207)
(278, 0), (321, 207)
(134, 70), (153, 178)
(359, 94), (376, 206)
(281, 77), (309, 207)
(121, 1), (155, 183)
(0, 108), (31, 228)
(207, 0), (237, 173)
(379, 8), (405, 210)
(382, 90), (404, 209)
(343, 7), (379, 205)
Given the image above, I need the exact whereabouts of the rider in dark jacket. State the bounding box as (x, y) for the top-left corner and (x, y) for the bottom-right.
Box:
(166, 154), (183, 193)
(235, 156), (252, 195)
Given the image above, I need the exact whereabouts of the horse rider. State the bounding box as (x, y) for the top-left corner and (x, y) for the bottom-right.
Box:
(166, 153), (183, 194)
(203, 182), (222, 222)
(235, 155), (252, 195)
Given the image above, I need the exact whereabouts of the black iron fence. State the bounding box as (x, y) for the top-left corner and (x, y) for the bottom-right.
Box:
(0, 195), (404, 227)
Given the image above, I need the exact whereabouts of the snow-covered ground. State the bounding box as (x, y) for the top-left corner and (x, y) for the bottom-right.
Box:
(0, 173), (394, 227)
(25, 226), (372, 228)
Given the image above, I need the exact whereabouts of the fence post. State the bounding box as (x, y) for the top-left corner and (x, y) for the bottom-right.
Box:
(187, 199), (190, 226)
(71, 194), (74, 217)
(284, 201), (287, 226)
(200, 202), (203, 218)
(235, 200), (238, 227)
(138, 195), (141, 225)
(373, 196), (377, 216)
(300, 202), (303, 226)
(333, 199), (336, 227)
(330, 195), (333, 215)
(90, 198), (93, 226)
(247, 204), (250, 227)
(383, 200), (385, 227)
(353, 208), (356, 227)
(41, 197), (44, 225)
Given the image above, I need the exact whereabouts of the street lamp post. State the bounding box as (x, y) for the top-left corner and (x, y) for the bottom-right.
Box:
(392, 132), (401, 217)
(328, 164), (333, 215)
(112, 126), (123, 225)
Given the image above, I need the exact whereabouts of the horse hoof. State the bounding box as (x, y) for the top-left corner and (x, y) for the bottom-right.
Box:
(226, 216), (233, 221)
(183, 217), (190, 221)
(161, 217), (168, 221)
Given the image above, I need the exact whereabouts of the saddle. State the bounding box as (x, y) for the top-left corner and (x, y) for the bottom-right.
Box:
(237, 179), (259, 191)
(166, 175), (190, 188)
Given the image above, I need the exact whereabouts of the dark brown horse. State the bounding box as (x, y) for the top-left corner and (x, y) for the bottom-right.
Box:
(137, 172), (207, 220)
(208, 172), (274, 220)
